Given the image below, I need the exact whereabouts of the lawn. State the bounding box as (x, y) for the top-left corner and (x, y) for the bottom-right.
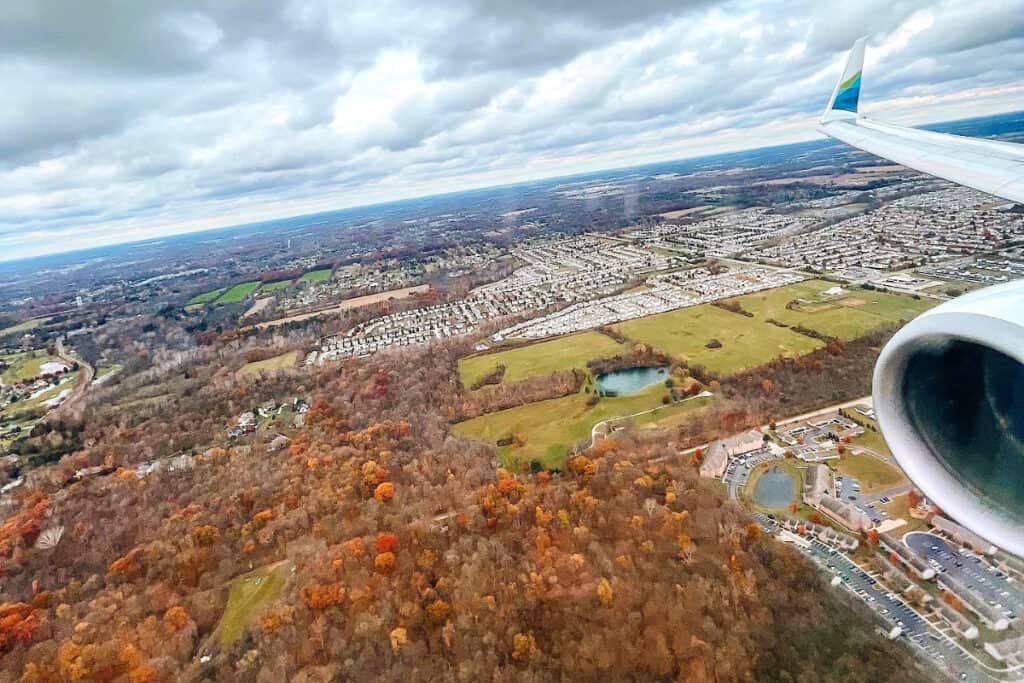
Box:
(730, 280), (934, 341)
(187, 288), (226, 305)
(459, 331), (625, 386)
(453, 384), (711, 469)
(833, 453), (907, 493)
(215, 282), (261, 304)
(299, 268), (333, 283)
(216, 562), (289, 646)
(260, 279), (293, 292)
(613, 305), (822, 374)
(852, 427), (891, 456)
(238, 350), (300, 376)
(0, 317), (48, 337)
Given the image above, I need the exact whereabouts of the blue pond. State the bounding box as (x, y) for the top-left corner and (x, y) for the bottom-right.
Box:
(752, 467), (795, 509)
(596, 365), (668, 396)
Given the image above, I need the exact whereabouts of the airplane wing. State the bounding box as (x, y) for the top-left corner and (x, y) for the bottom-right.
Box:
(817, 37), (1024, 204)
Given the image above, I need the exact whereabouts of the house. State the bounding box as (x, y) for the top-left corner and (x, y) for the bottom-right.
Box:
(699, 441), (729, 479)
(258, 400), (277, 418)
(237, 411), (256, 427)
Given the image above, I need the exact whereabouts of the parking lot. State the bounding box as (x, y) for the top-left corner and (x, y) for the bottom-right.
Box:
(750, 512), (1000, 682)
(906, 532), (1024, 621)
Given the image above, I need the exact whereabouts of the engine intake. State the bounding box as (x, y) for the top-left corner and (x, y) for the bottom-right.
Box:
(873, 281), (1024, 557)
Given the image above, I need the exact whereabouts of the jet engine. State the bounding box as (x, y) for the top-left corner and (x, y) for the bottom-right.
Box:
(873, 280), (1024, 557)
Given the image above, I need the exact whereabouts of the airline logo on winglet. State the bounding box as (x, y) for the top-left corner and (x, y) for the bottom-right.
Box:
(832, 70), (862, 112)
(821, 36), (867, 123)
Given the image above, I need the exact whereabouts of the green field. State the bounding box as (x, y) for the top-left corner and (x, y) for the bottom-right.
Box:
(730, 280), (934, 340)
(459, 331), (626, 387)
(0, 317), (49, 337)
(187, 288), (226, 305)
(613, 305), (822, 374)
(299, 269), (332, 283)
(216, 562), (288, 646)
(453, 384), (711, 469)
(238, 350), (300, 376)
(260, 279), (293, 292)
(1, 351), (67, 383)
(215, 282), (261, 304)
(833, 453), (906, 493)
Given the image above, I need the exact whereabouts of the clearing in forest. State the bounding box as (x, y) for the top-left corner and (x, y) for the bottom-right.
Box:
(459, 331), (625, 387)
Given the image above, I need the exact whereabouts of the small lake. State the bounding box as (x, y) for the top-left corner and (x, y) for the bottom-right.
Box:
(596, 366), (668, 396)
(752, 467), (795, 509)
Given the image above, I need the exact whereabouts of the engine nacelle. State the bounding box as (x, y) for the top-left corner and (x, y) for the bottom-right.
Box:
(873, 280), (1024, 557)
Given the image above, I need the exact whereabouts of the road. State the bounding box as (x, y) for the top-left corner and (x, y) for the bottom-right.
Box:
(52, 336), (94, 418)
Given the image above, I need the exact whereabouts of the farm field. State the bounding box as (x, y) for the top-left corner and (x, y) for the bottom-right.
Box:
(216, 562), (289, 646)
(187, 288), (225, 305)
(459, 331), (625, 387)
(730, 280), (933, 340)
(0, 317), (49, 337)
(299, 268), (333, 283)
(833, 453), (907, 493)
(215, 282), (261, 304)
(613, 305), (822, 374)
(260, 279), (292, 292)
(453, 383), (711, 469)
(238, 350), (300, 376)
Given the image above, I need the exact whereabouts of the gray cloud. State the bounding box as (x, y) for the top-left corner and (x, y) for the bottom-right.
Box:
(2, 0), (1023, 260)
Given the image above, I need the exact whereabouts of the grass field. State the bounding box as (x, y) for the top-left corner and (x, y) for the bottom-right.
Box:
(730, 280), (933, 340)
(215, 282), (261, 304)
(833, 453), (906, 493)
(216, 562), (288, 646)
(459, 331), (625, 387)
(238, 350), (300, 376)
(0, 317), (48, 337)
(260, 279), (293, 292)
(613, 305), (822, 374)
(299, 268), (332, 283)
(453, 384), (711, 469)
(187, 288), (226, 305)
(852, 427), (891, 456)
(1, 351), (66, 383)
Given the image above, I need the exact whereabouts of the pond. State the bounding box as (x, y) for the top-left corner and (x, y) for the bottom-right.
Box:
(596, 365), (668, 396)
(752, 466), (795, 509)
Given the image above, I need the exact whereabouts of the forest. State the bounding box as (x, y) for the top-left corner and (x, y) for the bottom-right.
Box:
(0, 318), (930, 682)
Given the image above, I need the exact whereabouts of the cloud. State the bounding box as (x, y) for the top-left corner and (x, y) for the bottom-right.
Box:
(1, 0), (1022, 260)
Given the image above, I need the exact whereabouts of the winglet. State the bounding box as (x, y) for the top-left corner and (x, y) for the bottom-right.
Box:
(821, 36), (867, 123)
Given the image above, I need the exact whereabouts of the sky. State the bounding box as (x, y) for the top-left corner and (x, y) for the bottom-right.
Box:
(3, 0), (1024, 262)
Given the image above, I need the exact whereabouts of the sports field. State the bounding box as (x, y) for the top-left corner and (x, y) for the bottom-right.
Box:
(299, 268), (332, 283)
(459, 331), (625, 387)
(613, 305), (822, 374)
(730, 280), (933, 340)
(187, 288), (225, 305)
(453, 384), (711, 469)
(215, 282), (261, 304)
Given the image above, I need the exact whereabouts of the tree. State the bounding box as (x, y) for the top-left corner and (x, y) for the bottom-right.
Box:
(374, 482), (395, 502)
(907, 489), (922, 508)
